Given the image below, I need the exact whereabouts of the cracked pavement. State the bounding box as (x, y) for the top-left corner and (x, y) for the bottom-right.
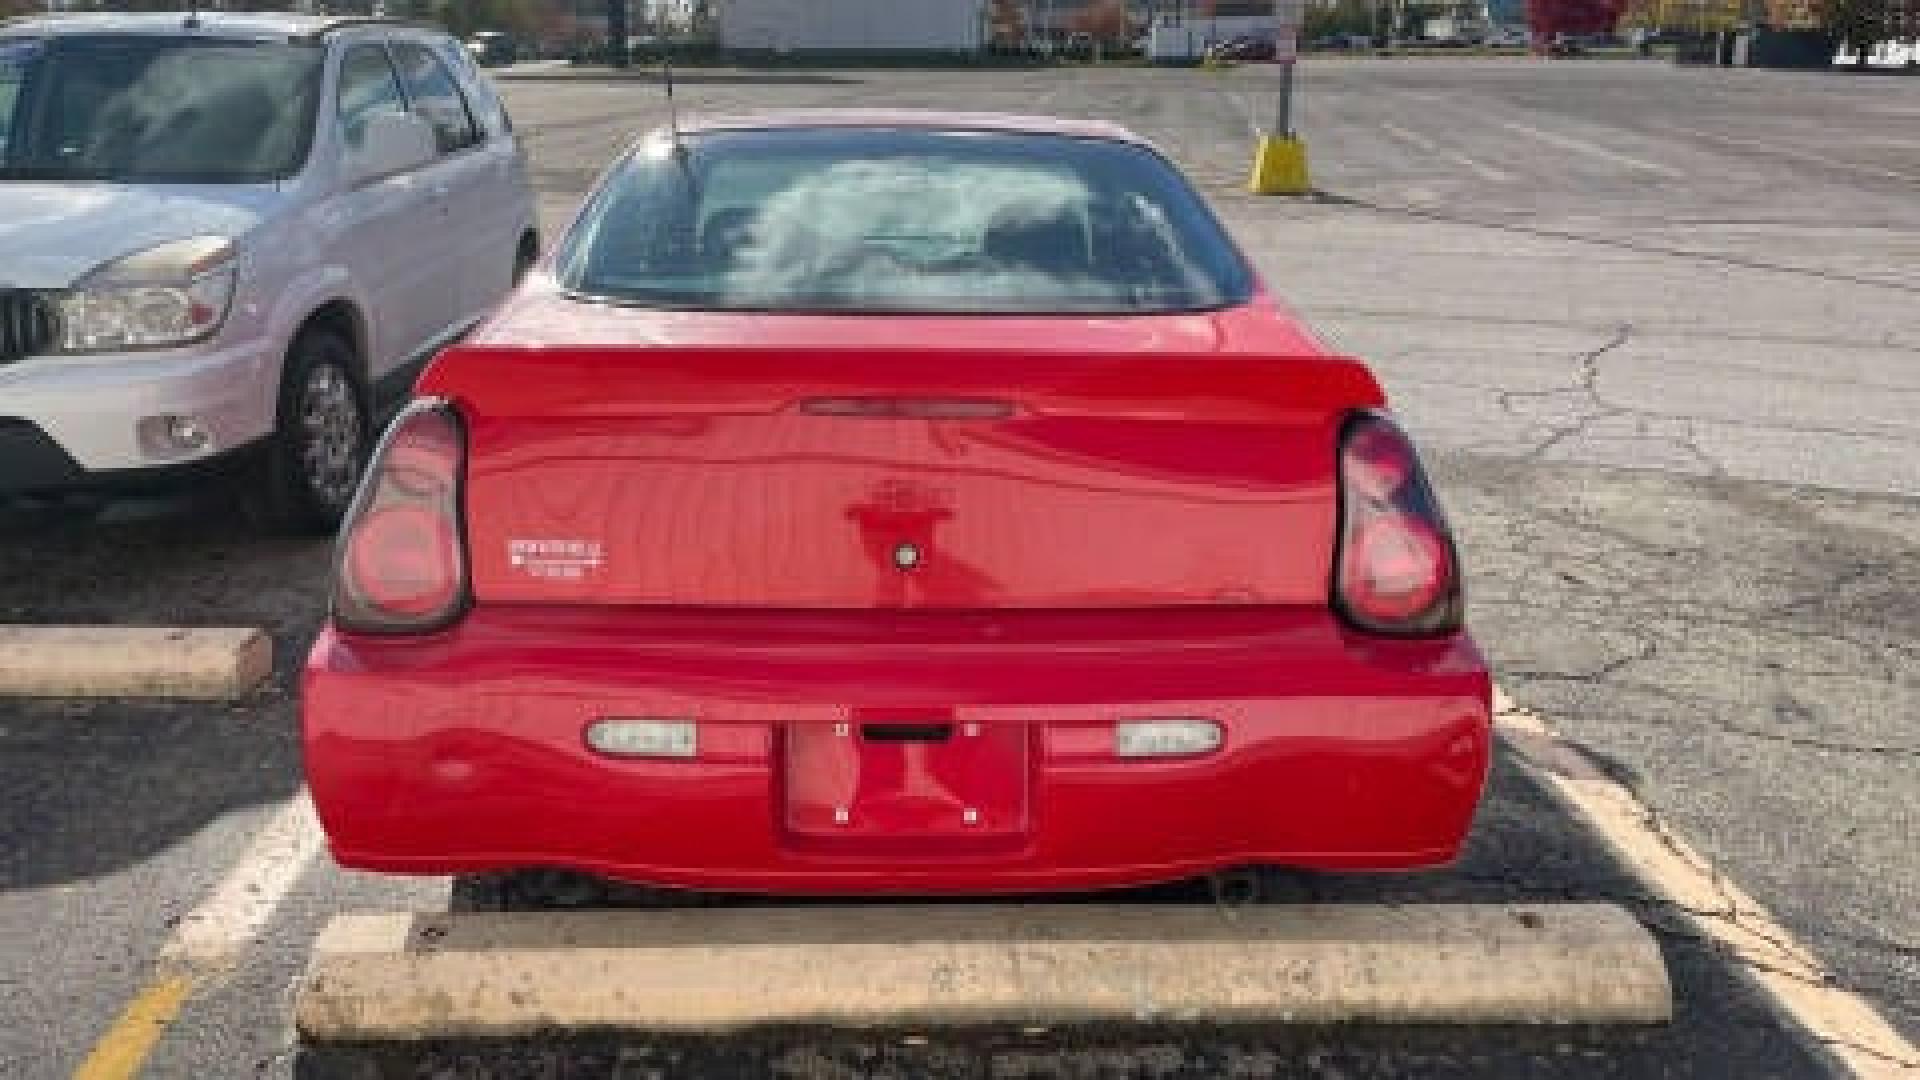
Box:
(1448, 456), (1920, 1039)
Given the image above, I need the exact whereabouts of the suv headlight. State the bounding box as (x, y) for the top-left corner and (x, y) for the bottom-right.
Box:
(50, 236), (238, 354)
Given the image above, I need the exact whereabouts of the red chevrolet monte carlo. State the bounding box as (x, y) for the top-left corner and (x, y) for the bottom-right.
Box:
(303, 110), (1492, 899)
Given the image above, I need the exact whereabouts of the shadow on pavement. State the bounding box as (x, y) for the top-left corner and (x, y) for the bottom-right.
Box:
(0, 496), (331, 642)
(295, 750), (1831, 1078)
(0, 500), (326, 890)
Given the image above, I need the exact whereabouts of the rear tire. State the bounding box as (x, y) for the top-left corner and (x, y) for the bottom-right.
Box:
(244, 329), (370, 535)
(1208, 866), (1321, 906)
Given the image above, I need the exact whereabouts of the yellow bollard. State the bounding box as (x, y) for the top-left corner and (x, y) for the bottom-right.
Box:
(1249, 134), (1310, 195)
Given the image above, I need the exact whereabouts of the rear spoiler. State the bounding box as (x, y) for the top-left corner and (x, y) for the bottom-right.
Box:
(418, 345), (1387, 423)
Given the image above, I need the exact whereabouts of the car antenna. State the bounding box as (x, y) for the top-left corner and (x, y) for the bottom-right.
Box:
(663, 54), (685, 152)
(661, 51), (701, 200)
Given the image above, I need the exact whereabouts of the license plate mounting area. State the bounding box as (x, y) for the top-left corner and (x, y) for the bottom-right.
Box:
(784, 712), (1030, 843)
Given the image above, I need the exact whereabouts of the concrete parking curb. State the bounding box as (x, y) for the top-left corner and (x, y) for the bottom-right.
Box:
(296, 903), (1671, 1040)
(0, 626), (272, 700)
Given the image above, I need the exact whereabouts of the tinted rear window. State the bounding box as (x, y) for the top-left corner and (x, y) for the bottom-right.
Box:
(557, 128), (1252, 315)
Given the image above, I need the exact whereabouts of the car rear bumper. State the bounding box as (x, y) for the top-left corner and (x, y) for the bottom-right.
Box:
(303, 607), (1492, 894)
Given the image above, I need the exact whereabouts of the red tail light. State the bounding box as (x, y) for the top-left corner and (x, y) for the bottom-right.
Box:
(1333, 411), (1462, 636)
(332, 400), (468, 635)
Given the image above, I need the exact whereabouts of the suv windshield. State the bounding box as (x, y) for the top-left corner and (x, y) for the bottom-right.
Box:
(0, 35), (321, 183)
(558, 128), (1253, 315)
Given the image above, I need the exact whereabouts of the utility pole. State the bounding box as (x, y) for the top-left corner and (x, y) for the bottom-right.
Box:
(608, 0), (629, 67)
(1273, 0), (1303, 136)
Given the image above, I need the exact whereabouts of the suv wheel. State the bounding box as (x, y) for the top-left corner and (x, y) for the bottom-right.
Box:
(246, 329), (369, 534)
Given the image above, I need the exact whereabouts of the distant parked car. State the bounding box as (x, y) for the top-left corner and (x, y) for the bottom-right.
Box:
(1207, 34), (1278, 62)
(1627, 28), (1687, 47)
(1546, 33), (1589, 56)
(0, 13), (538, 530)
(466, 31), (517, 67)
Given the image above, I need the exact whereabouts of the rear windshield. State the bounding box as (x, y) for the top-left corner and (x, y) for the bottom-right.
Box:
(0, 35), (321, 183)
(557, 128), (1253, 315)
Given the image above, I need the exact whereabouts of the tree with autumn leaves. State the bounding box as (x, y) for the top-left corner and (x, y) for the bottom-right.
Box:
(1067, 0), (1135, 43)
(986, 0), (1027, 46)
(1820, 0), (1919, 63)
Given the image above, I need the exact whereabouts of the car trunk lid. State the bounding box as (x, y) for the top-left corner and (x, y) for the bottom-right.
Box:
(421, 337), (1381, 610)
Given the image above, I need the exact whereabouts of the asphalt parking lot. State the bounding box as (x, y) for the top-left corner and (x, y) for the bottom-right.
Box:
(1, 58), (1915, 1078)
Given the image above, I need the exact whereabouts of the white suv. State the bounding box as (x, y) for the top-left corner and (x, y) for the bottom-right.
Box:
(0, 13), (536, 530)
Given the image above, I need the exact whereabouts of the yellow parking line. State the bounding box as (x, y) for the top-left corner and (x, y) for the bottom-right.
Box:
(71, 795), (324, 1079)
(71, 976), (194, 1080)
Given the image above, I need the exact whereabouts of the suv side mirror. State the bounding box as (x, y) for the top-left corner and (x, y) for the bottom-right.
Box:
(349, 110), (437, 186)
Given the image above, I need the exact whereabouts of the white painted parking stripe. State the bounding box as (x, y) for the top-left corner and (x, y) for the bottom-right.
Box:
(1379, 123), (1514, 184)
(160, 793), (326, 975)
(1498, 121), (1683, 179)
(1497, 692), (1920, 1077)
(1380, 121), (1440, 152)
(77, 793), (324, 1078)
(1662, 123), (1915, 184)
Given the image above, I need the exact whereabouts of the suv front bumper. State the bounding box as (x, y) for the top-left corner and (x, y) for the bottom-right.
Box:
(0, 417), (265, 498)
(0, 340), (278, 494)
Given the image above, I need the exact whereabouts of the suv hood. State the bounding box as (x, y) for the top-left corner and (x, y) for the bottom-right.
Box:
(0, 183), (280, 288)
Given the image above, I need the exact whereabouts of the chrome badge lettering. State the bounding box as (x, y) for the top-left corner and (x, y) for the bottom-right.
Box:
(508, 538), (605, 581)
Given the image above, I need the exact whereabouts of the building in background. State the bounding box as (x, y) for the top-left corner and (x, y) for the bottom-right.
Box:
(1485, 0), (1528, 27)
(716, 0), (988, 53)
(639, 0), (704, 32)
(1132, 0), (1280, 43)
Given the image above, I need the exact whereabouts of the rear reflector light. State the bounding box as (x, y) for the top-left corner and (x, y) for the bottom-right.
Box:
(1333, 411), (1462, 636)
(586, 719), (698, 758)
(332, 400), (468, 634)
(1342, 516), (1451, 622)
(1116, 719), (1222, 758)
(344, 507), (461, 619)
